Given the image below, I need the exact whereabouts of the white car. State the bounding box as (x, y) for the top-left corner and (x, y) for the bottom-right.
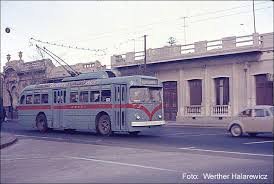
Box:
(228, 105), (274, 137)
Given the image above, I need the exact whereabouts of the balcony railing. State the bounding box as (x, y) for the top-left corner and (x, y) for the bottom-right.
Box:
(211, 105), (231, 116)
(185, 105), (203, 116)
(111, 32), (267, 67)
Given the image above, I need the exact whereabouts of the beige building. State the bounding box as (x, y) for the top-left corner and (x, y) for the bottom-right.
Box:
(2, 53), (106, 117)
(111, 32), (274, 121)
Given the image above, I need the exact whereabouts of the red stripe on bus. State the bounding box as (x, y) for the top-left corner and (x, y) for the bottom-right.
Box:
(53, 104), (113, 109)
(150, 104), (163, 120)
(16, 105), (51, 110)
(17, 103), (162, 120)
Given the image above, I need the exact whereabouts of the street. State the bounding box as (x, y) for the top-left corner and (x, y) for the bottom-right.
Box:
(1, 120), (273, 183)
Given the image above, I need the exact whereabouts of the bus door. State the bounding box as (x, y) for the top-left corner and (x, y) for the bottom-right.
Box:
(53, 89), (66, 128)
(113, 85), (127, 131)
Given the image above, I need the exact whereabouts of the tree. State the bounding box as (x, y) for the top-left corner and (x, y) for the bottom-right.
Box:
(6, 84), (14, 119)
(167, 37), (177, 46)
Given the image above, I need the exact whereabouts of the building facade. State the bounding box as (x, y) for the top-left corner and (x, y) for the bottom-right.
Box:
(2, 53), (106, 118)
(111, 32), (274, 121)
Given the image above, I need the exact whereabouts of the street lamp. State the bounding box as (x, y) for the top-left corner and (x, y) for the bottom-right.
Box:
(6, 54), (11, 62)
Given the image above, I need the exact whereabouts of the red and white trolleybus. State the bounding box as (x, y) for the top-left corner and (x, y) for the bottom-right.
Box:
(17, 70), (165, 135)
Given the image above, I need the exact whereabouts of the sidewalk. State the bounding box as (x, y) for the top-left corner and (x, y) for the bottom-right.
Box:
(0, 132), (18, 149)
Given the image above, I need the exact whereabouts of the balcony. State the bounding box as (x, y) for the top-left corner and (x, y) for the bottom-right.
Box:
(185, 105), (203, 116)
(211, 105), (231, 117)
(111, 33), (267, 68)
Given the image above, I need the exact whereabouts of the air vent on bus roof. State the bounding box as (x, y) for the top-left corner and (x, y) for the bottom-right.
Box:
(62, 70), (116, 82)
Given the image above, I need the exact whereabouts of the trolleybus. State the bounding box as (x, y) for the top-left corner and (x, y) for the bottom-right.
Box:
(17, 70), (165, 135)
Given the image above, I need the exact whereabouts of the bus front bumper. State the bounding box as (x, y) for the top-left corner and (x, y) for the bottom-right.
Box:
(131, 120), (166, 127)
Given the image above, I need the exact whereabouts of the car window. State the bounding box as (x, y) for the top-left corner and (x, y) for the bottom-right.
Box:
(265, 110), (270, 117)
(270, 107), (274, 116)
(254, 109), (265, 117)
(239, 109), (252, 117)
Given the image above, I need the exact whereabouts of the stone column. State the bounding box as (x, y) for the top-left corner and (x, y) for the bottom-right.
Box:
(250, 75), (256, 107)
(203, 65), (210, 116)
(232, 63), (238, 116)
(177, 68), (184, 117)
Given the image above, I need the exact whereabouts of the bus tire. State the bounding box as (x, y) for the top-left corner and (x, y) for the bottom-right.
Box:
(36, 113), (48, 133)
(97, 114), (112, 136)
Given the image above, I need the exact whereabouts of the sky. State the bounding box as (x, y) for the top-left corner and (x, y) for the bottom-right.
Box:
(1, 1), (273, 71)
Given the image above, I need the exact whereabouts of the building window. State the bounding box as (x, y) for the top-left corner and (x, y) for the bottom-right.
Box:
(215, 77), (229, 105)
(188, 79), (202, 105)
(255, 74), (273, 105)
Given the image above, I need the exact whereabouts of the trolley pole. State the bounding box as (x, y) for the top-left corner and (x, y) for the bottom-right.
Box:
(144, 34), (147, 75)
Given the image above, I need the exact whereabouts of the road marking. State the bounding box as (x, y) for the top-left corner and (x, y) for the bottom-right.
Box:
(16, 134), (65, 140)
(243, 140), (274, 145)
(178, 147), (196, 149)
(0, 156), (64, 161)
(178, 147), (273, 157)
(65, 156), (179, 172)
(15, 134), (102, 144)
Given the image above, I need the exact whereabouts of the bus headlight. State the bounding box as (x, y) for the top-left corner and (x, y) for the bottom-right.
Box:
(135, 114), (141, 120)
(158, 115), (162, 119)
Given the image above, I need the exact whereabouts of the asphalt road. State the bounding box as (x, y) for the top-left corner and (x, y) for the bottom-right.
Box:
(1, 120), (273, 183)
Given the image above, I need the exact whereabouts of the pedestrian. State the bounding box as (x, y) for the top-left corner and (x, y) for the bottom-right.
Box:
(3, 108), (7, 122)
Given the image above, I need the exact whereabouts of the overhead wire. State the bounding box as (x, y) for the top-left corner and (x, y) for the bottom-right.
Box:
(49, 1), (269, 44)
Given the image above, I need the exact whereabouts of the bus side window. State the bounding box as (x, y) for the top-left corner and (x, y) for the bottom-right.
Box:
(70, 92), (78, 103)
(20, 95), (25, 104)
(41, 94), (48, 104)
(90, 91), (100, 102)
(26, 95), (33, 104)
(34, 94), (41, 104)
(101, 90), (111, 102)
(63, 91), (66, 103)
(54, 91), (57, 103)
(79, 91), (89, 103)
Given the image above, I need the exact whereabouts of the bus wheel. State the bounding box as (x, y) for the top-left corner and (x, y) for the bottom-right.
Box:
(97, 115), (112, 136)
(36, 114), (48, 133)
(129, 131), (140, 136)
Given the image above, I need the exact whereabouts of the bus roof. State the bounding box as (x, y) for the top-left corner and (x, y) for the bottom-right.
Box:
(62, 70), (116, 82)
(21, 75), (162, 92)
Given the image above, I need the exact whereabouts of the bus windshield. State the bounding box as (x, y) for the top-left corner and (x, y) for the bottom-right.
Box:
(130, 87), (162, 103)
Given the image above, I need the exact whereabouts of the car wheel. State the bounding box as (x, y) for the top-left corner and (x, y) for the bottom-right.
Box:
(248, 133), (258, 137)
(97, 115), (112, 136)
(36, 113), (48, 133)
(230, 124), (242, 137)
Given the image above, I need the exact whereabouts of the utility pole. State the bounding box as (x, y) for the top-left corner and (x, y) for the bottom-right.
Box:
(143, 35), (147, 75)
(182, 16), (188, 45)
(252, 0), (257, 33)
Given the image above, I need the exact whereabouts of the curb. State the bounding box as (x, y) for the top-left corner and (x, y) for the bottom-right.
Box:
(0, 134), (18, 149)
